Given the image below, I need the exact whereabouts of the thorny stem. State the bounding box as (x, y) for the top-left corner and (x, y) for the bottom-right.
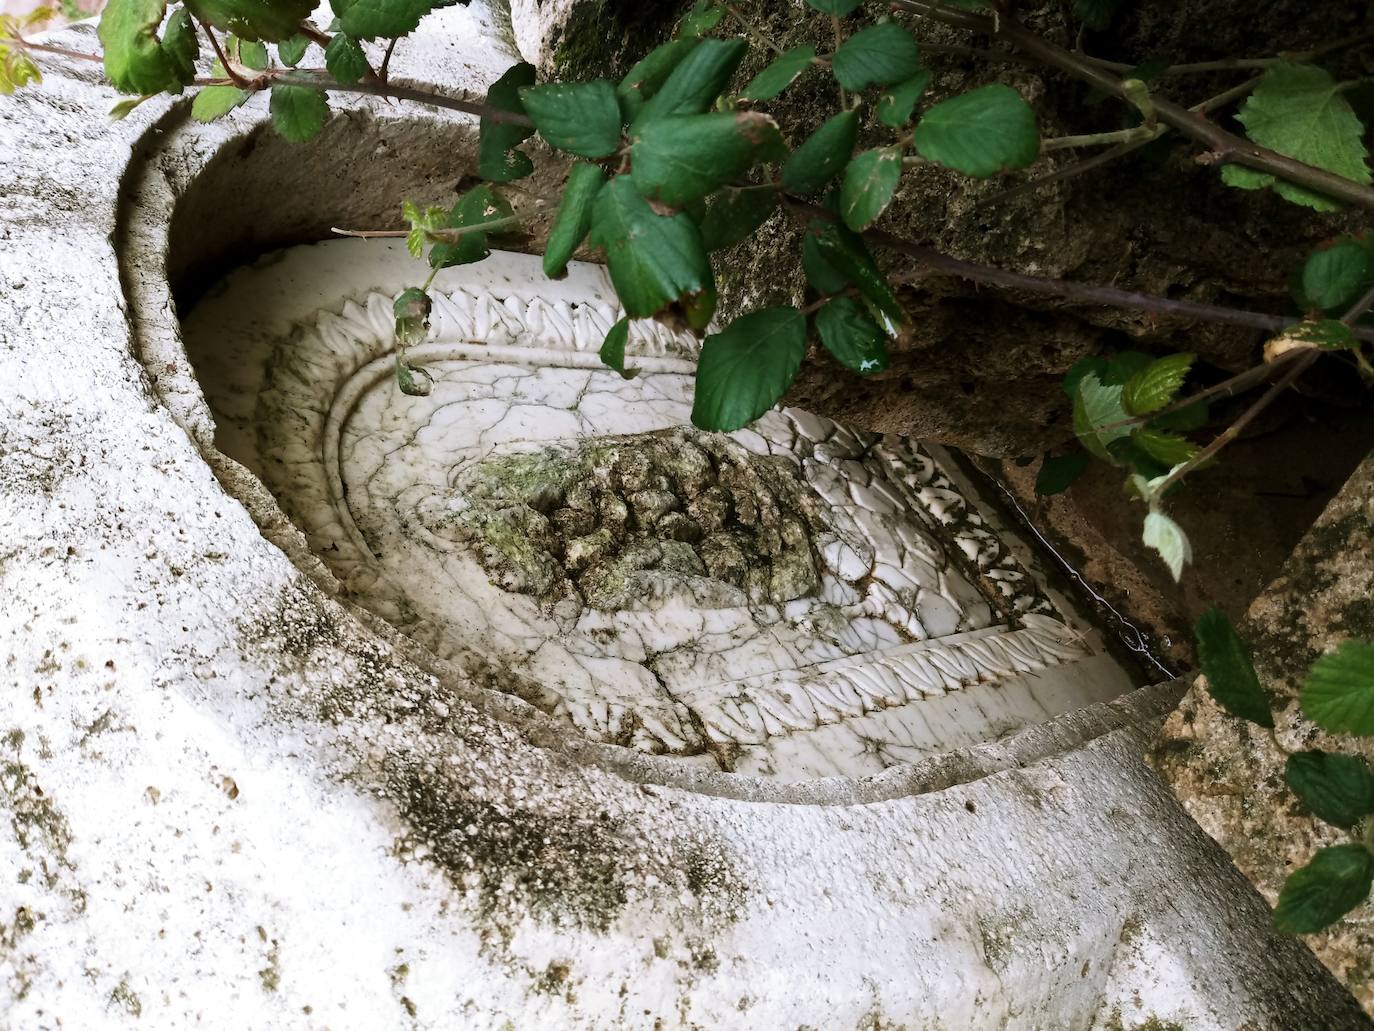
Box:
(1039, 125), (1158, 152)
(272, 69), (534, 124)
(1079, 31), (1374, 76)
(199, 21), (255, 88)
(332, 212), (529, 242)
(379, 37), (399, 82)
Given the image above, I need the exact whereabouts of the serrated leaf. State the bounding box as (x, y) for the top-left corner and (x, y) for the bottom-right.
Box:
(185, 0), (315, 42)
(1301, 641), (1374, 736)
(269, 84), (329, 142)
(478, 63), (537, 182)
(1123, 352), (1194, 414)
(1062, 356), (1107, 398)
(692, 307), (806, 431)
(0, 47), (42, 96)
(1195, 607), (1273, 728)
(814, 297), (888, 374)
(191, 84), (250, 121)
(588, 175), (715, 327)
(1265, 319), (1359, 363)
(1274, 845), (1374, 934)
(323, 32), (369, 84)
(429, 184), (513, 269)
(233, 37), (268, 70)
(877, 69), (932, 128)
(520, 80), (622, 159)
(599, 317), (638, 379)
(1285, 751), (1374, 829)
(618, 38), (698, 122)
(806, 220), (905, 328)
(1143, 509), (1192, 581)
(840, 146), (902, 231)
(1133, 428), (1197, 466)
(1224, 63), (1372, 212)
(831, 22), (919, 92)
(782, 107), (859, 196)
(1072, 373), (1131, 461)
(544, 161), (605, 279)
(914, 84), (1040, 177)
(739, 45), (816, 102)
(631, 37), (747, 133)
(631, 111), (785, 207)
(1299, 239), (1374, 313)
(1035, 452), (1090, 496)
(99, 0), (182, 94)
(329, 0), (434, 41)
(277, 33), (309, 66)
(804, 0), (861, 13)
(700, 187), (778, 252)
(678, 0), (723, 38)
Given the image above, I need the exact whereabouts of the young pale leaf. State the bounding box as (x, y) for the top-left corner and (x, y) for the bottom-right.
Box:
(429, 185), (513, 269)
(619, 38), (699, 121)
(914, 84), (1039, 177)
(739, 45), (816, 102)
(692, 308), (806, 431)
(631, 111), (785, 207)
(544, 162), (606, 279)
(277, 33), (309, 66)
(99, 0), (183, 94)
(831, 22), (920, 92)
(109, 96), (148, 119)
(1300, 239), (1374, 313)
(877, 69), (932, 128)
(806, 222), (905, 328)
(804, 0), (862, 13)
(678, 0), (724, 38)
(329, 0), (434, 41)
(477, 62), (537, 182)
(631, 37), (747, 132)
(1285, 751), (1374, 829)
(599, 317), (638, 379)
(815, 297), (889, 374)
(1072, 373), (1131, 461)
(1221, 63), (1372, 212)
(1122, 352), (1194, 414)
(323, 32), (370, 84)
(1274, 845), (1374, 934)
(1035, 452), (1090, 496)
(191, 84), (250, 121)
(700, 187), (778, 252)
(1133, 428), (1197, 466)
(1301, 641), (1374, 736)
(588, 176), (716, 327)
(840, 146), (903, 231)
(1142, 509), (1192, 582)
(1195, 607), (1273, 728)
(269, 85), (329, 143)
(185, 0), (314, 41)
(521, 81), (623, 159)
(781, 107), (860, 196)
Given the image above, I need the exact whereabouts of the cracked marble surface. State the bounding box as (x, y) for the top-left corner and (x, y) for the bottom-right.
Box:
(186, 240), (1133, 780)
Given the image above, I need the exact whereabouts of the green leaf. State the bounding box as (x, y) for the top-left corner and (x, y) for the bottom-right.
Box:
(1143, 509), (1192, 582)
(1122, 352), (1194, 415)
(1274, 845), (1374, 934)
(329, 0), (434, 41)
(914, 84), (1040, 177)
(1301, 641), (1374, 736)
(588, 176), (716, 327)
(324, 32), (370, 84)
(631, 111), (785, 207)
(618, 38), (698, 123)
(831, 22), (920, 92)
(544, 162), (605, 279)
(1195, 607), (1273, 728)
(631, 37), (747, 133)
(692, 308), (806, 431)
(840, 146), (902, 231)
(781, 107), (860, 196)
(191, 84), (251, 121)
(520, 80), (623, 159)
(429, 185), (513, 269)
(599, 317), (638, 379)
(1222, 63), (1372, 212)
(1035, 452), (1090, 496)
(479, 63), (538, 183)
(234, 37), (268, 70)
(1285, 751), (1374, 829)
(1133, 428), (1197, 466)
(805, 220), (905, 328)
(814, 296), (889, 374)
(1072, 373), (1131, 461)
(1268, 319), (1360, 354)
(99, 0), (182, 95)
(277, 33), (309, 66)
(804, 0), (862, 13)
(161, 7), (198, 86)
(401, 199), (447, 259)
(1299, 238), (1374, 313)
(739, 45), (816, 102)
(678, 0), (724, 38)
(184, 0), (315, 42)
(1062, 356), (1107, 398)
(877, 69), (932, 128)
(269, 84), (329, 143)
(699, 187), (778, 252)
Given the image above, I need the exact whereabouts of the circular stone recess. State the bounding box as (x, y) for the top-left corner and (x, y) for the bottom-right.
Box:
(184, 240), (1134, 781)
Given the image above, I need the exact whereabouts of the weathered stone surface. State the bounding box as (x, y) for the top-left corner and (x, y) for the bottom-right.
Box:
(1155, 450), (1374, 1013)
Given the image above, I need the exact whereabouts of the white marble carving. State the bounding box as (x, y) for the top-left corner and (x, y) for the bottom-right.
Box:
(185, 240), (1132, 779)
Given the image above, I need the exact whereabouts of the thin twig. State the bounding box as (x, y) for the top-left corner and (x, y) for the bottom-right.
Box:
(1040, 125), (1159, 152)
(379, 37), (399, 82)
(724, 5), (783, 56)
(1, 35), (102, 62)
(198, 21), (254, 88)
(332, 213), (528, 242)
(271, 70), (533, 124)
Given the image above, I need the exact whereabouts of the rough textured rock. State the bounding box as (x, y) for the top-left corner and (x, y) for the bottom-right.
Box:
(1154, 449), (1374, 1013)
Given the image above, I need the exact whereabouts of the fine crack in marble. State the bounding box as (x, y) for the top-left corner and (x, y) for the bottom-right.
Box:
(187, 241), (1131, 779)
